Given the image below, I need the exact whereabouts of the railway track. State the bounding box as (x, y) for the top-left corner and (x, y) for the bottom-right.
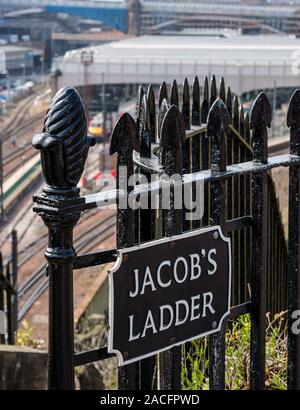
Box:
(0, 90), (45, 142)
(2, 113), (42, 144)
(2, 115), (44, 182)
(268, 137), (289, 156)
(17, 211), (116, 321)
(1, 95), (35, 138)
(3, 149), (39, 181)
(0, 90), (46, 182)
(17, 207), (103, 268)
(18, 211), (115, 297)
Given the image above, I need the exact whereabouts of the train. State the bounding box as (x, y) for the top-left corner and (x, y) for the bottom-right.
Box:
(88, 113), (105, 138)
(88, 99), (136, 140)
(2, 154), (41, 212)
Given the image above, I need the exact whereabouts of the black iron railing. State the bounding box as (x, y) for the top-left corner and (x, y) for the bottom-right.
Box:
(31, 76), (299, 390)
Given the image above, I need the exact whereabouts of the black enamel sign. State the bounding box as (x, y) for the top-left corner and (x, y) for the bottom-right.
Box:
(108, 226), (231, 366)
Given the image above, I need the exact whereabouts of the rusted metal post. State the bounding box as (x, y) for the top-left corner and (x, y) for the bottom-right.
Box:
(249, 92), (271, 390)
(32, 87), (95, 390)
(287, 89), (300, 389)
(207, 98), (230, 390)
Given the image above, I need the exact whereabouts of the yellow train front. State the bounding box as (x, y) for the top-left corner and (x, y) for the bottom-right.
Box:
(88, 113), (105, 139)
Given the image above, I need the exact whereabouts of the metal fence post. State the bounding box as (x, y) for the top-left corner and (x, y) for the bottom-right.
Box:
(0, 139), (3, 220)
(191, 75), (201, 232)
(159, 104), (184, 390)
(137, 84), (157, 389)
(287, 89), (300, 389)
(207, 98), (230, 390)
(0, 253), (5, 344)
(32, 87), (94, 390)
(110, 112), (140, 390)
(181, 78), (191, 233)
(11, 229), (18, 333)
(6, 263), (14, 345)
(249, 92), (271, 390)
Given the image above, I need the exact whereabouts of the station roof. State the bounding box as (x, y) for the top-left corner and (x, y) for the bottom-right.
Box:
(57, 34), (300, 95)
(63, 34), (300, 65)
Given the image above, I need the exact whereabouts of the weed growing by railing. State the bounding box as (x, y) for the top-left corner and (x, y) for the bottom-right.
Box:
(182, 312), (287, 390)
(15, 320), (44, 350)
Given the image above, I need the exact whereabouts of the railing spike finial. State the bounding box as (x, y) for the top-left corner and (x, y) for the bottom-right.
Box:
(109, 113), (140, 156)
(240, 104), (245, 136)
(204, 76), (209, 100)
(287, 89), (300, 128)
(160, 105), (185, 150)
(220, 77), (226, 102)
(136, 85), (145, 137)
(140, 94), (151, 158)
(226, 86), (232, 120)
(207, 98), (230, 172)
(160, 105), (184, 175)
(147, 84), (156, 143)
(210, 74), (217, 107)
(244, 112), (251, 144)
(250, 92), (272, 130)
(32, 86), (95, 189)
(192, 75), (200, 126)
(170, 79), (179, 106)
(287, 89), (300, 155)
(207, 98), (230, 139)
(182, 78), (190, 130)
(159, 81), (168, 107)
(158, 98), (170, 140)
(233, 94), (239, 130)
(249, 92), (271, 164)
(201, 76), (209, 123)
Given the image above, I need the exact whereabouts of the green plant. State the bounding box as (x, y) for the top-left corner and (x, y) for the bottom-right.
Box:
(182, 312), (287, 390)
(182, 338), (209, 390)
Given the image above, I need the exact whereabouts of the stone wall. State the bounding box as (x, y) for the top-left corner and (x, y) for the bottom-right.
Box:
(0, 344), (47, 389)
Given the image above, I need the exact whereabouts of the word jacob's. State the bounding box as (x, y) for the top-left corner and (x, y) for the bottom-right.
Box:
(108, 226), (231, 365)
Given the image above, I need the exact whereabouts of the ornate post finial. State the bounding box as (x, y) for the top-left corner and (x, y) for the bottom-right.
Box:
(32, 86), (95, 191)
